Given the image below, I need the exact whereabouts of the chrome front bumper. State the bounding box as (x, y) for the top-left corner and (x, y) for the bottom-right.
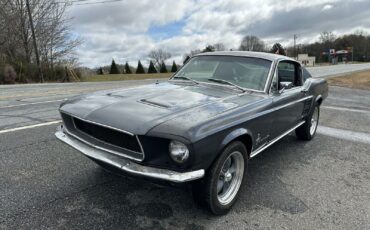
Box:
(55, 126), (204, 183)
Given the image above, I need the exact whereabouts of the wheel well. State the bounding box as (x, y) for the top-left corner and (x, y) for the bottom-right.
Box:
(233, 134), (253, 156)
(209, 134), (253, 171)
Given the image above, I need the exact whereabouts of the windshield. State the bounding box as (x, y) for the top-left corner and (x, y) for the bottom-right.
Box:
(173, 55), (272, 91)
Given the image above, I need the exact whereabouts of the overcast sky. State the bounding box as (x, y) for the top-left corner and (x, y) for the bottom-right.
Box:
(67, 0), (370, 68)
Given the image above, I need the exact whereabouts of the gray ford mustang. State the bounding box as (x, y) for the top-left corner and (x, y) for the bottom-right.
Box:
(56, 51), (328, 214)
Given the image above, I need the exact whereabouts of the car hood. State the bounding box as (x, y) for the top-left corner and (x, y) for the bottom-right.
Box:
(60, 81), (264, 135)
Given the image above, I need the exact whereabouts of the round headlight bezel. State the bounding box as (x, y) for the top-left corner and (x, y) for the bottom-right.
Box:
(169, 140), (189, 164)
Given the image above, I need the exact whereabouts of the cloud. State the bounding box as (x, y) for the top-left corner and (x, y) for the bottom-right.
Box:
(243, 0), (370, 45)
(69, 0), (193, 33)
(67, 0), (370, 67)
(322, 4), (334, 11)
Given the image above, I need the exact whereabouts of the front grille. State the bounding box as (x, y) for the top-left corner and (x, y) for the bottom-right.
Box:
(73, 117), (142, 153)
(61, 113), (144, 161)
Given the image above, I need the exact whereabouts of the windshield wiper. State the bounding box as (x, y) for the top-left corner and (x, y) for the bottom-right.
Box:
(207, 78), (246, 92)
(172, 76), (198, 84)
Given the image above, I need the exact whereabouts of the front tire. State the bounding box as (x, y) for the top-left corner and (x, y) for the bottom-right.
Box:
(295, 104), (319, 140)
(192, 141), (248, 215)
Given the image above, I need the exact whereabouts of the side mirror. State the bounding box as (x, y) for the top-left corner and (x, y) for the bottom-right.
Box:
(301, 78), (313, 93)
(279, 81), (293, 93)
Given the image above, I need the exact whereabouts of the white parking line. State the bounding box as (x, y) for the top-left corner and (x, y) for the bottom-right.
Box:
(322, 106), (370, 114)
(317, 125), (370, 145)
(0, 120), (62, 134)
(0, 99), (66, 109)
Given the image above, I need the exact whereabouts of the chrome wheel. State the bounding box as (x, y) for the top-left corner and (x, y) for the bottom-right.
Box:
(217, 151), (244, 205)
(310, 106), (319, 135)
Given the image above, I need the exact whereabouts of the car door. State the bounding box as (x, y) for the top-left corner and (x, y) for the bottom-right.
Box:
(269, 61), (306, 140)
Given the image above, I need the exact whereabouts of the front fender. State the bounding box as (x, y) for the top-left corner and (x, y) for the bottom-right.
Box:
(219, 128), (253, 153)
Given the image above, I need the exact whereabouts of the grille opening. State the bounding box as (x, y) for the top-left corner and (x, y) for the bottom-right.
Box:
(72, 117), (142, 153)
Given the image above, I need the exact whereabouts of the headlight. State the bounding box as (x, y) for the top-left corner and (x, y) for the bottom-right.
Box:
(169, 140), (189, 163)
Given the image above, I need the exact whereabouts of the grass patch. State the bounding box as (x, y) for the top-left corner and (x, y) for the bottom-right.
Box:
(82, 73), (173, 82)
(327, 70), (370, 90)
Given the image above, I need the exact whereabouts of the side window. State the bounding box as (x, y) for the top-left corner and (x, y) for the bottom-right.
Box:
(277, 61), (301, 88)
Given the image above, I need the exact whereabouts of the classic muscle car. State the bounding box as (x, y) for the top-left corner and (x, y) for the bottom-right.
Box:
(55, 51), (328, 214)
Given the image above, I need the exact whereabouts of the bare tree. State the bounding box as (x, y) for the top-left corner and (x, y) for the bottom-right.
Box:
(0, 0), (23, 62)
(239, 35), (266, 51)
(36, 0), (81, 68)
(320, 31), (336, 44)
(182, 49), (201, 63)
(148, 49), (171, 69)
(185, 49), (201, 57)
(183, 43), (225, 61)
(213, 43), (226, 51)
(0, 0), (80, 80)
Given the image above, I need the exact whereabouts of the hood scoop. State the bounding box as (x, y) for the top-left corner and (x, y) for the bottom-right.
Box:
(139, 99), (170, 109)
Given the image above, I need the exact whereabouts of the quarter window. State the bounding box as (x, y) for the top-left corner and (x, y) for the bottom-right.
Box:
(277, 61), (301, 88)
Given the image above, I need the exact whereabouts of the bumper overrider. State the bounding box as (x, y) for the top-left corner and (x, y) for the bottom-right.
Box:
(55, 125), (205, 183)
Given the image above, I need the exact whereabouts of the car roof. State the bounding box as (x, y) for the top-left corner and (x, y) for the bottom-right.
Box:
(195, 51), (297, 62)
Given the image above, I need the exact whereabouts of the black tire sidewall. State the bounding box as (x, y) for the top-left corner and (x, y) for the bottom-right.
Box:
(207, 141), (248, 215)
(296, 103), (320, 140)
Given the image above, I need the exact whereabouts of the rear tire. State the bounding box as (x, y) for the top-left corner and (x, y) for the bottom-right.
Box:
(295, 104), (319, 140)
(192, 141), (248, 215)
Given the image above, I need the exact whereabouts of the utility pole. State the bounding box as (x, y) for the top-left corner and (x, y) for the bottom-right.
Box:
(26, 0), (44, 83)
(293, 34), (298, 59)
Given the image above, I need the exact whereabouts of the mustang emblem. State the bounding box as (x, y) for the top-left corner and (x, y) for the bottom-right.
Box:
(256, 133), (270, 144)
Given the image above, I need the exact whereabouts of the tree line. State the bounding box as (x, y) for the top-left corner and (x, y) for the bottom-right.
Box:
(297, 31), (370, 62)
(182, 39), (286, 63)
(104, 31), (369, 77)
(99, 57), (178, 75)
(183, 31), (370, 63)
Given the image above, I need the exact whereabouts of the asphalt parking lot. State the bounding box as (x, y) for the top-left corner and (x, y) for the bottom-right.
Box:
(0, 64), (369, 229)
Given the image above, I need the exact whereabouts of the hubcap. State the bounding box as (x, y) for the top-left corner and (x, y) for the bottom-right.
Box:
(217, 151), (244, 205)
(310, 106), (319, 135)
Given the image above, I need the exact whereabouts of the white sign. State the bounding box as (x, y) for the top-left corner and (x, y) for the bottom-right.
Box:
(336, 50), (349, 54)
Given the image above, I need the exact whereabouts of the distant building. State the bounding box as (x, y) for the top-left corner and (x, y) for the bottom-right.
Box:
(297, 54), (316, 67)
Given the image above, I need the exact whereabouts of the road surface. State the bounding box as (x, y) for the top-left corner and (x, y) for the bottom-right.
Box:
(306, 62), (370, 78)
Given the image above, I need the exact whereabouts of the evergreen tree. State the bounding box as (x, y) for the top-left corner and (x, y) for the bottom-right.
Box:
(136, 60), (145, 74)
(202, 45), (215, 53)
(159, 61), (168, 73)
(171, 61), (178, 72)
(97, 67), (104, 75)
(147, 60), (157, 73)
(124, 62), (132, 74)
(109, 59), (120, 74)
(270, 43), (286, 55)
